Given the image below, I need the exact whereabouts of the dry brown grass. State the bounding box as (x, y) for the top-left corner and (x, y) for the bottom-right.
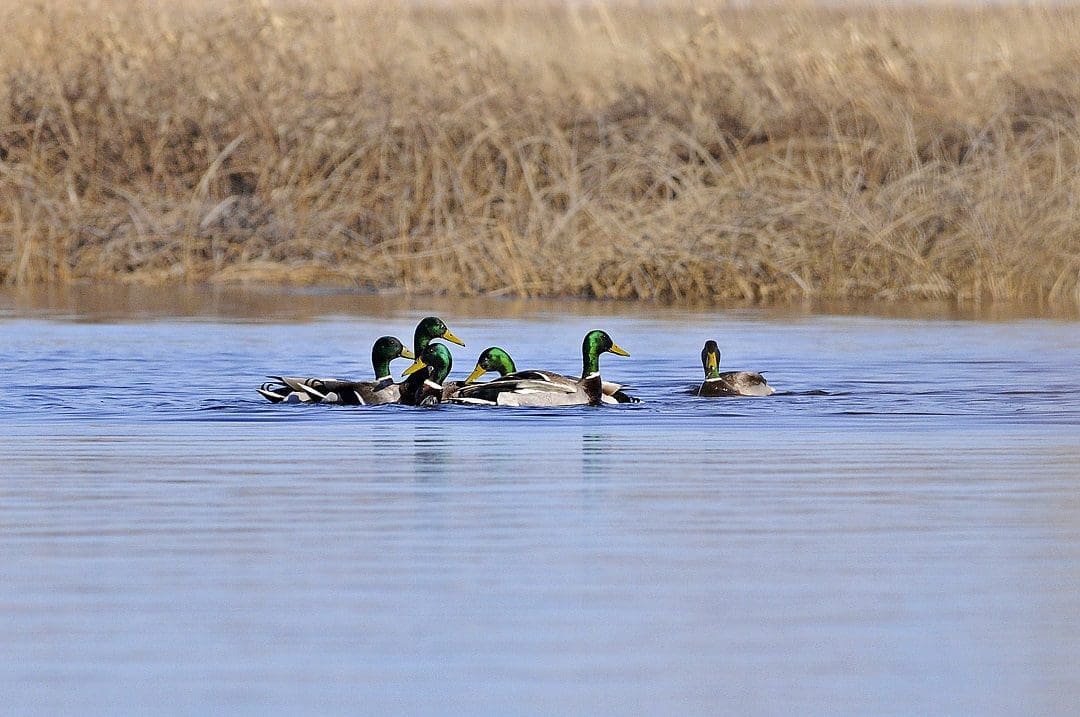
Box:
(2, 0), (1079, 306)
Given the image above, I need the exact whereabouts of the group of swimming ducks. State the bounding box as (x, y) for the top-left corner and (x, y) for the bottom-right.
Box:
(257, 316), (775, 407)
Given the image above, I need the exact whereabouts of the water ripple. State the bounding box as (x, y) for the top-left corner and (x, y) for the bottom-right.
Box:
(3, 311), (1080, 716)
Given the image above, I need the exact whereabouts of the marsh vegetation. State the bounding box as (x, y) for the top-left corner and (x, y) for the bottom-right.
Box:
(1, 0), (1079, 305)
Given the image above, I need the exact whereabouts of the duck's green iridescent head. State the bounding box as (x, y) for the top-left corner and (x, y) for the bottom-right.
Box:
(581, 330), (629, 376)
(701, 340), (721, 379)
(371, 336), (414, 379)
(465, 347), (516, 383)
(402, 342), (453, 385)
(413, 316), (465, 357)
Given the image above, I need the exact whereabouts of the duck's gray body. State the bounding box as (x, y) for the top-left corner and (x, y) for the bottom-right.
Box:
(258, 334), (417, 406)
(295, 377), (401, 405)
(449, 332), (635, 407)
(258, 376), (402, 405)
(450, 374), (598, 407)
(454, 369), (637, 405)
(697, 372), (774, 397)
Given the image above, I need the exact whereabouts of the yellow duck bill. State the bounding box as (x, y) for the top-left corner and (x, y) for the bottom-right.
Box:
(402, 358), (427, 376)
(464, 365), (488, 384)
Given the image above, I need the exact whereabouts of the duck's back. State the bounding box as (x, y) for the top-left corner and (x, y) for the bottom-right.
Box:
(699, 371), (773, 397)
(451, 377), (584, 406)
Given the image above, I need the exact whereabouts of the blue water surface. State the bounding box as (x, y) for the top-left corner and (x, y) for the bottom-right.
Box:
(2, 289), (1079, 716)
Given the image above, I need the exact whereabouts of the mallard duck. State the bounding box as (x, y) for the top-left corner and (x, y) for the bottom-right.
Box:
(284, 336), (419, 405)
(399, 342), (456, 406)
(257, 316), (463, 405)
(697, 340), (774, 397)
(463, 346), (639, 404)
(448, 330), (632, 407)
(258, 335), (414, 404)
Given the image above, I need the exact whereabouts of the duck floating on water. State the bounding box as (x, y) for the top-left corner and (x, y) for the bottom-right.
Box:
(258, 335), (415, 405)
(400, 343), (457, 406)
(257, 319), (779, 407)
(697, 340), (774, 397)
(463, 346), (638, 404)
(449, 330), (633, 407)
(257, 316), (464, 404)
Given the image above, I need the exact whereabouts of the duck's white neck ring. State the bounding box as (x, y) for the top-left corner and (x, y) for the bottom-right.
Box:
(374, 374), (392, 382)
(424, 379), (443, 390)
(583, 372), (600, 380)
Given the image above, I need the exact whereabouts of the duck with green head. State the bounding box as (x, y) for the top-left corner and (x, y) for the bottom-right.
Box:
(258, 316), (462, 405)
(258, 335), (414, 404)
(697, 340), (774, 397)
(463, 346), (638, 404)
(399, 342), (456, 406)
(450, 330), (634, 406)
(463, 347), (517, 384)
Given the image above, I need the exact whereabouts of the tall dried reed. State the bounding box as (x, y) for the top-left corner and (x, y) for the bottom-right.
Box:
(1, 0), (1078, 306)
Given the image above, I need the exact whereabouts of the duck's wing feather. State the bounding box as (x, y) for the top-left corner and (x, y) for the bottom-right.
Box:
(541, 372), (626, 397)
(262, 375), (400, 405)
(699, 371), (774, 397)
(503, 370), (635, 400)
(450, 377), (581, 406)
(257, 382), (294, 403)
(503, 370), (573, 384)
(258, 379), (318, 403)
(565, 374), (637, 402)
(725, 371), (774, 396)
(302, 378), (402, 405)
(602, 388), (640, 404)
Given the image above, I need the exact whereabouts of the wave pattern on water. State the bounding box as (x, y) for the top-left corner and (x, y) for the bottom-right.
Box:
(2, 310), (1080, 716)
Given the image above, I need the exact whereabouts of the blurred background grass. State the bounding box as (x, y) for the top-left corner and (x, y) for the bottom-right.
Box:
(1, 0), (1078, 306)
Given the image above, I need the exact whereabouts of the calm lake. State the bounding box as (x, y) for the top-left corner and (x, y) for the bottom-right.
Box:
(3, 286), (1079, 716)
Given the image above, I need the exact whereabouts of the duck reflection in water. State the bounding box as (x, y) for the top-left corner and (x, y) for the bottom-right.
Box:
(582, 432), (617, 479)
(410, 423), (453, 478)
